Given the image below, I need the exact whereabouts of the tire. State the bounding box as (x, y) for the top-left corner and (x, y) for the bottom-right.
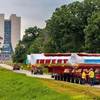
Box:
(78, 78), (82, 84)
(80, 78), (83, 84)
(57, 75), (60, 80)
(76, 78), (80, 84)
(51, 74), (54, 78)
(70, 77), (74, 83)
(61, 74), (64, 81)
(67, 74), (70, 82)
(64, 74), (67, 81)
(54, 75), (57, 80)
(75, 78), (79, 83)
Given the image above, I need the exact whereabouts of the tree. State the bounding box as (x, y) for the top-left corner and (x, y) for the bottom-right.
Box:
(13, 0), (100, 63)
(84, 12), (100, 52)
(45, 2), (85, 52)
(45, 0), (100, 52)
(43, 37), (57, 53)
(12, 41), (26, 63)
(12, 26), (40, 63)
(22, 26), (40, 49)
(28, 29), (45, 53)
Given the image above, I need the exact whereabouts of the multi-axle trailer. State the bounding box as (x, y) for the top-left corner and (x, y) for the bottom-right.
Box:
(27, 53), (100, 84)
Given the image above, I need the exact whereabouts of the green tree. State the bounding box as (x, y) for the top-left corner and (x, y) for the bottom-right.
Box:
(12, 26), (40, 63)
(22, 26), (40, 49)
(27, 28), (56, 53)
(12, 41), (26, 63)
(45, 0), (100, 52)
(45, 2), (85, 52)
(84, 12), (100, 52)
(12, 0), (100, 63)
(28, 29), (45, 53)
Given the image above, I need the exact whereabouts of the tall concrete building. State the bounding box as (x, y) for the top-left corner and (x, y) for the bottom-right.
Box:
(10, 14), (21, 51)
(0, 14), (21, 54)
(0, 14), (4, 48)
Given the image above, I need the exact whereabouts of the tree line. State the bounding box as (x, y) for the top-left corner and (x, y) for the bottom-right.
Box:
(12, 0), (100, 63)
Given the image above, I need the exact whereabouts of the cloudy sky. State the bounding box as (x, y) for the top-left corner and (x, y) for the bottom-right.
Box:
(0, 0), (83, 38)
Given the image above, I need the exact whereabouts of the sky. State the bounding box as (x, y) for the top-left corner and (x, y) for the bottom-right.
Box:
(0, 0), (83, 38)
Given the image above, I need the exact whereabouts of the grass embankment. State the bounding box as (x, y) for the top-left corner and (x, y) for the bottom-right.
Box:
(0, 68), (100, 100)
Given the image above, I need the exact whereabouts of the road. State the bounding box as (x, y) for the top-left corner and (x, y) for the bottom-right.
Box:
(0, 64), (53, 79)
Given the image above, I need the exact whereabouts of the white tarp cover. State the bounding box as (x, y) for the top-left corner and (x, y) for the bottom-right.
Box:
(27, 53), (70, 64)
(28, 53), (100, 65)
(68, 53), (84, 64)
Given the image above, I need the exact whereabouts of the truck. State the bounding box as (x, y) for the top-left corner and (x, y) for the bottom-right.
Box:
(27, 53), (100, 84)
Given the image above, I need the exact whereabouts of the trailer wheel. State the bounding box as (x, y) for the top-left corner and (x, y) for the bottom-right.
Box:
(77, 78), (82, 84)
(94, 79), (100, 85)
(54, 75), (57, 80)
(67, 74), (71, 82)
(75, 78), (79, 84)
(77, 78), (80, 84)
(64, 74), (67, 81)
(57, 75), (60, 80)
(66, 74), (70, 82)
(51, 74), (54, 78)
(70, 77), (74, 83)
(61, 74), (64, 81)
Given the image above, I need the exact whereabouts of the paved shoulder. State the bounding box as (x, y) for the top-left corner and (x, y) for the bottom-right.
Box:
(0, 64), (13, 70)
(0, 64), (53, 79)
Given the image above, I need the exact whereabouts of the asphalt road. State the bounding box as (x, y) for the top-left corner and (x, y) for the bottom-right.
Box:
(0, 64), (53, 79)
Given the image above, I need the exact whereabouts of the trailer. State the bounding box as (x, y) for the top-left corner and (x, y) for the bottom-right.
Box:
(27, 53), (100, 84)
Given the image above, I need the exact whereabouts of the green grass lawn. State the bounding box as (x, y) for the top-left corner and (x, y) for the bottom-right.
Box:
(0, 68), (100, 100)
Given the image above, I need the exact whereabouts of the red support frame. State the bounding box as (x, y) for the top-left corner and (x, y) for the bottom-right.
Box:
(57, 59), (62, 64)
